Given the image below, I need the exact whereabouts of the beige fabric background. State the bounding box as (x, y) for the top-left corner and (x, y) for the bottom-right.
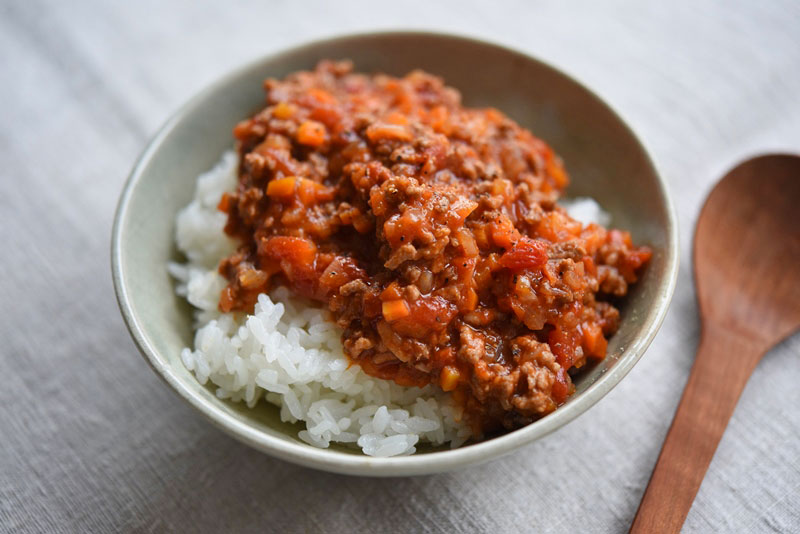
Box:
(1, 1), (798, 532)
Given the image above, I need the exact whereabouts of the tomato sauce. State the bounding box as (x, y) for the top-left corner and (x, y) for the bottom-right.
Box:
(218, 61), (651, 434)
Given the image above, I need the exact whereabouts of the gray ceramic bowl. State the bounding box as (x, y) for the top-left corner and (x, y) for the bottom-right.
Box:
(112, 31), (678, 476)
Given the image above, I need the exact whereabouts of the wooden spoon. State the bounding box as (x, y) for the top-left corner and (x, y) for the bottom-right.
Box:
(631, 154), (800, 533)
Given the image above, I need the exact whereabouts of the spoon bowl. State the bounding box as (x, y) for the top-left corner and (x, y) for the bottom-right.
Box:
(695, 154), (800, 345)
(632, 154), (800, 533)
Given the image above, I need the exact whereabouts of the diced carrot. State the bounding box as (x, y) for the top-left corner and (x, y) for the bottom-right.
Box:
(365, 123), (413, 142)
(382, 299), (411, 321)
(272, 101), (295, 120)
(428, 105), (451, 135)
(608, 229), (632, 247)
(232, 118), (255, 140)
(384, 111), (408, 125)
(547, 160), (568, 188)
(582, 322), (607, 359)
(352, 214), (372, 234)
(297, 178), (335, 204)
(308, 88), (335, 104)
(296, 120), (327, 147)
(440, 366), (461, 392)
(581, 258), (596, 278)
(457, 229), (479, 257)
(485, 108), (504, 123)
(217, 192), (233, 212)
(380, 281), (403, 301)
(463, 288), (478, 311)
(310, 106), (342, 129)
(266, 177), (297, 197)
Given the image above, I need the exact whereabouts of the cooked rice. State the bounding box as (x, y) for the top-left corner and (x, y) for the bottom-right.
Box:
(170, 150), (608, 456)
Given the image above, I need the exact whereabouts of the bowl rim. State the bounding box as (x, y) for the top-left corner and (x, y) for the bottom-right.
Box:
(111, 29), (679, 477)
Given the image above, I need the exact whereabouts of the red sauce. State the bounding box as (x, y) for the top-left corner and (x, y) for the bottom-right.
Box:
(218, 61), (651, 434)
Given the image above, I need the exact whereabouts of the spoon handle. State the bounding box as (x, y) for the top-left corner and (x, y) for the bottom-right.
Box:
(630, 324), (764, 533)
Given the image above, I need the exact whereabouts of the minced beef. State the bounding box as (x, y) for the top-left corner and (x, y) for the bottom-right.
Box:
(217, 61), (651, 435)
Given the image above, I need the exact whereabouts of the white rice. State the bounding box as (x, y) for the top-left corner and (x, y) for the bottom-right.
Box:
(560, 197), (612, 227)
(170, 151), (608, 456)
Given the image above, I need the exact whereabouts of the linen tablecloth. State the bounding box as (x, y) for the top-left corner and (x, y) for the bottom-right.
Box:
(2, 1), (798, 532)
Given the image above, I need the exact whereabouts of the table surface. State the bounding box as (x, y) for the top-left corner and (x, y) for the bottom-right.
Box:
(2, 1), (799, 532)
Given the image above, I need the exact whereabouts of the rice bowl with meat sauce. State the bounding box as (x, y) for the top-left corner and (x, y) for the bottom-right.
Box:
(170, 61), (651, 457)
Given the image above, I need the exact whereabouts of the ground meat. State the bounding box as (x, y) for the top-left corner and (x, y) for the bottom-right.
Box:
(217, 61), (651, 435)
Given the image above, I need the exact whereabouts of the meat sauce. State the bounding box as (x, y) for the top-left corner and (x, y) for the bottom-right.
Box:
(218, 61), (651, 434)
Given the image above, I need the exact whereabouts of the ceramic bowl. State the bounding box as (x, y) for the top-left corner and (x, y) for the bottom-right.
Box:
(112, 31), (678, 476)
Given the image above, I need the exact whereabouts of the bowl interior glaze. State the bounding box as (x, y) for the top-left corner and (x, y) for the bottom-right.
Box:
(112, 31), (678, 476)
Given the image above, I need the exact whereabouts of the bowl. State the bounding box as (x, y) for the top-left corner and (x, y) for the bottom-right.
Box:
(112, 31), (678, 476)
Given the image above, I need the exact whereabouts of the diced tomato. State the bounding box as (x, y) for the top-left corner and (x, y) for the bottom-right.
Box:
(434, 347), (456, 367)
(620, 247), (653, 282)
(259, 236), (319, 297)
(318, 256), (365, 296)
(537, 211), (582, 242)
(383, 209), (433, 248)
(548, 324), (582, 370)
(489, 217), (518, 249)
(551, 367), (573, 404)
(498, 237), (548, 271)
(296, 120), (327, 147)
(390, 295), (457, 338)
